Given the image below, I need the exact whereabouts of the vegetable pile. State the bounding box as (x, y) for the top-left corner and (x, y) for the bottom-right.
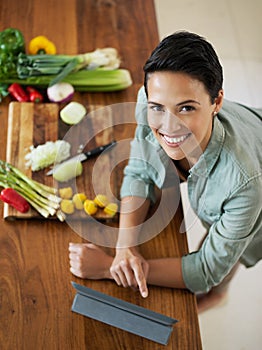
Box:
(0, 160), (63, 220)
(59, 189), (118, 218)
(0, 27), (132, 101)
(0, 160), (118, 220)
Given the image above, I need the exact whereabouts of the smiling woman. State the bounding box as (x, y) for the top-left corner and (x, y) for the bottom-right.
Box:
(146, 71), (223, 163)
(69, 31), (262, 313)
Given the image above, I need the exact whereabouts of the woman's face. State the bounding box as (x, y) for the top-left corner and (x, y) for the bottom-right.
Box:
(147, 71), (223, 161)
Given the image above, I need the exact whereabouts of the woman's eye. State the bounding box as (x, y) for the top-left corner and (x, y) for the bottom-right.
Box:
(149, 105), (165, 112)
(180, 105), (195, 112)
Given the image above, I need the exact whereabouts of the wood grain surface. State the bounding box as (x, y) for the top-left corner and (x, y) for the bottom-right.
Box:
(0, 1), (202, 349)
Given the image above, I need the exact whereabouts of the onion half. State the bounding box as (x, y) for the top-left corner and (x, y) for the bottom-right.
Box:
(47, 82), (74, 103)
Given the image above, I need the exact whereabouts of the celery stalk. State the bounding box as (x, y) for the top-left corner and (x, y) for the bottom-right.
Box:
(1, 68), (132, 91)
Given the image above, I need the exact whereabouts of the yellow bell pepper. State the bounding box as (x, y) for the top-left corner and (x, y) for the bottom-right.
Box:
(28, 35), (56, 55)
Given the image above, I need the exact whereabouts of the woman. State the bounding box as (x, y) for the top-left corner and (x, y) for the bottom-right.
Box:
(69, 31), (262, 312)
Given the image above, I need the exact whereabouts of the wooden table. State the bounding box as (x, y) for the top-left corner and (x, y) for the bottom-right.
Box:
(0, 1), (202, 349)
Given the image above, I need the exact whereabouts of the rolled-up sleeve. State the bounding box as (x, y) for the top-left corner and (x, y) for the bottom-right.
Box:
(182, 175), (262, 293)
(120, 139), (157, 203)
(120, 86), (159, 203)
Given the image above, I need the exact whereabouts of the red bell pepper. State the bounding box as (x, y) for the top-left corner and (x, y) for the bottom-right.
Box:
(0, 188), (30, 213)
(26, 86), (44, 103)
(8, 83), (29, 102)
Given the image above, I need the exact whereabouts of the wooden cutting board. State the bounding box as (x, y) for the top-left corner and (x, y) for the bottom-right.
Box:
(4, 102), (118, 221)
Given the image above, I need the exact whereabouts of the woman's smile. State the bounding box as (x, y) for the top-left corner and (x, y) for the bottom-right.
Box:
(160, 132), (191, 147)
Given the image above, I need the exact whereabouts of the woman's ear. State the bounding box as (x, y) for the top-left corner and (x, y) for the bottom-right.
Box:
(214, 89), (224, 114)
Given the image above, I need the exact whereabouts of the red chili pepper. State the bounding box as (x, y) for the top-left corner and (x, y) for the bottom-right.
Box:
(8, 83), (29, 102)
(0, 188), (30, 213)
(26, 86), (43, 103)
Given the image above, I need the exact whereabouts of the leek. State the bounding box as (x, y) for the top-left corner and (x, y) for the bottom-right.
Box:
(0, 160), (63, 220)
(17, 47), (122, 86)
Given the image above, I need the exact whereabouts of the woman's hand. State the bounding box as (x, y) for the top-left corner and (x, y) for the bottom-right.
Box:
(69, 243), (113, 280)
(110, 247), (149, 298)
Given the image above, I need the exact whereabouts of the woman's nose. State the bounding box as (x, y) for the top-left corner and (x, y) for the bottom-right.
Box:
(160, 111), (182, 133)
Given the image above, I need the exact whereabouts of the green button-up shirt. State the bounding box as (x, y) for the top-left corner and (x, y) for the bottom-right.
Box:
(120, 87), (262, 293)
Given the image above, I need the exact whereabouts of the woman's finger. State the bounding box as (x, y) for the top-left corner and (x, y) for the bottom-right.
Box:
(111, 268), (129, 287)
(131, 261), (148, 298)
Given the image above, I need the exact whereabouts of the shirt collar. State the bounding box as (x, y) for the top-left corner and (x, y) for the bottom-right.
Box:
(189, 117), (225, 177)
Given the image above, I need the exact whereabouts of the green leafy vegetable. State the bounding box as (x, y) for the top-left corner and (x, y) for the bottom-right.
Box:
(0, 28), (25, 80)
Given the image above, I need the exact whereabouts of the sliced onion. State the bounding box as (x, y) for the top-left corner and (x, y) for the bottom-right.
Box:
(47, 82), (74, 103)
(60, 101), (87, 125)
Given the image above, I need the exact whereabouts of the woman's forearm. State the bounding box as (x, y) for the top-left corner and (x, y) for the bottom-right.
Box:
(116, 196), (151, 248)
(147, 257), (187, 289)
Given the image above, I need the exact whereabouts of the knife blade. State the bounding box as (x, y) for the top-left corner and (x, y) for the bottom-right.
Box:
(46, 140), (116, 176)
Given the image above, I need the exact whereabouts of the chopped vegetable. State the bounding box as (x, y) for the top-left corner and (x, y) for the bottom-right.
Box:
(60, 101), (86, 125)
(0, 160), (62, 220)
(84, 199), (98, 215)
(72, 193), (87, 210)
(28, 35), (56, 55)
(26, 86), (44, 103)
(47, 82), (74, 103)
(60, 199), (74, 214)
(53, 160), (83, 182)
(25, 140), (71, 171)
(0, 187), (30, 213)
(94, 194), (109, 208)
(104, 202), (118, 217)
(59, 187), (73, 199)
(8, 83), (29, 102)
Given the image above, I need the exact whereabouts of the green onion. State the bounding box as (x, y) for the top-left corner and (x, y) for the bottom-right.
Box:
(0, 160), (63, 220)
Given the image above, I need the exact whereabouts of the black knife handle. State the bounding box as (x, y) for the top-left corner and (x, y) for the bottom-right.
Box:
(83, 140), (116, 158)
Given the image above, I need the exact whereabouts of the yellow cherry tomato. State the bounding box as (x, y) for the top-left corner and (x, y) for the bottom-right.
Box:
(59, 187), (73, 199)
(72, 193), (87, 210)
(104, 202), (118, 217)
(84, 199), (98, 215)
(60, 199), (75, 214)
(94, 194), (109, 208)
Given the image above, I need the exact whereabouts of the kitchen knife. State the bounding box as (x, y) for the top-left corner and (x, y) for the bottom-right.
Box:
(46, 140), (116, 176)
